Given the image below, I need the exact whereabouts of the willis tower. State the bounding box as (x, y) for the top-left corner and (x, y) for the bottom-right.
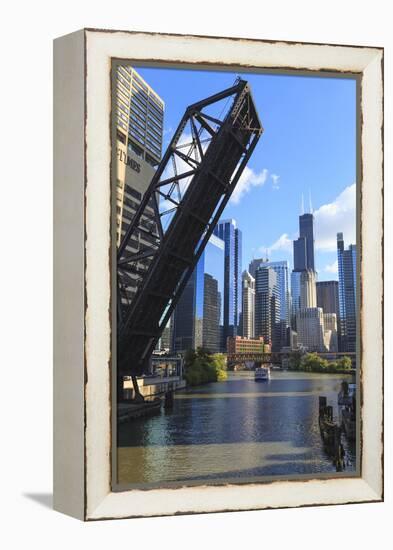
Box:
(293, 213), (315, 271)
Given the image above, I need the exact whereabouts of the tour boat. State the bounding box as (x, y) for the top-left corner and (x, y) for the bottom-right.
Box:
(254, 366), (270, 381)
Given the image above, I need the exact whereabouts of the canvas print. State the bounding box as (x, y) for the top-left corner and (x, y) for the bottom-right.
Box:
(114, 63), (359, 488)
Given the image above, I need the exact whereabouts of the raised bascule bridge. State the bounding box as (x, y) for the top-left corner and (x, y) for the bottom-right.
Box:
(117, 79), (263, 400)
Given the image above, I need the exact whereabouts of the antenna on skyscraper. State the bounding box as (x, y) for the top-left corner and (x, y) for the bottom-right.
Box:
(301, 193), (305, 215)
(309, 189), (313, 214)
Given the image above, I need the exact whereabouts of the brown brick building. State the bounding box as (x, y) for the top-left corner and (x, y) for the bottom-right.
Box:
(227, 336), (271, 355)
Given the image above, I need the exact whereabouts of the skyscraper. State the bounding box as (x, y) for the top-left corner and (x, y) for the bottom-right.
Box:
(255, 267), (280, 351)
(317, 280), (340, 349)
(214, 219), (242, 344)
(172, 260), (203, 352)
(116, 65), (164, 170)
(172, 234), (225, 353)
(291, 210), (316, 330)
(234, 227), (242, 335)
(296, 308), (326, 352)
(248, 256), (268, 278)
(323, 313), (338, 352)
(295, 269), (329, 351)
(300, 269), (317, 309)
(203, 274), (221, 352)
(316, 281), (340, 315)
(241, 271), (255, 339)
(290, 270), (302, 329)
(293, 237), (307, 272)
(299, 213), (315, 271)
(115, 66), (164, 313)
(248, 259), (290, 328)
(293, 213), (315, 271)
(337, 233), (357, 352)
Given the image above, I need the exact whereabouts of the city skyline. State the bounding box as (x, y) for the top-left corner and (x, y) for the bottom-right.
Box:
(115, 63), (355, 358)
(113, 62), (360, 489)
(135, 66), (357, 282)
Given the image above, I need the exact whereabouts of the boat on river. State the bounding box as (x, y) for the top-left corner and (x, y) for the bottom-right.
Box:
(255, 366), (270, 381)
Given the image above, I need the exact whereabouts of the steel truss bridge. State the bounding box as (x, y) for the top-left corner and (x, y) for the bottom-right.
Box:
(117, 79), (263, 378)
(227, 352), (357, 368)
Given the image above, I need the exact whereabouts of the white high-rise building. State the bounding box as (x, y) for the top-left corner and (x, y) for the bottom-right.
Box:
(295, 271), (338, 353)
(115, 65), (165, 316)
(242, 270), (255, 338)
(323, 312), (338, 352)
(300, 269), (317, 309)
(116, 65), (164, 246)
(296, 307), (326, 352)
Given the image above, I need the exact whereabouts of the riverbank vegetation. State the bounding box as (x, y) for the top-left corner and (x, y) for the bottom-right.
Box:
(184, 348), (228, 386)
(288, 352), (352, 373)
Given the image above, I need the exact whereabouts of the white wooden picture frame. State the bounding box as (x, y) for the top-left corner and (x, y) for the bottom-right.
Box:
(53, 29), (383, 520)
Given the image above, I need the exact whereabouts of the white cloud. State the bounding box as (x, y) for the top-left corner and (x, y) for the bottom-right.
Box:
(271, 173), (280, 190)
(257, 183), (356, 265)
(230, 167), (269, 204)
(261, 233), (293, 256)
(314, 183), (356, 252)
(323, 260), (338, 274)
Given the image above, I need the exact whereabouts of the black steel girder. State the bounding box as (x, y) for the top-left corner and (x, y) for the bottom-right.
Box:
(117, 78), (263, 375)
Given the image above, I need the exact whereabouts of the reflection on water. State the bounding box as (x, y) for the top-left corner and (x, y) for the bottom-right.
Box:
(117, 371), (356, 486)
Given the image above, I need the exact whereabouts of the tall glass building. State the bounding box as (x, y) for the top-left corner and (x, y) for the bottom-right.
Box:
(255, 267), (281, 351)
(293, 237), (307, 272)
(337, 233), (357, 352)
(291, 270), (302, 329)
(172, 234), (225, 353)
(293, 213), (315, 272)
(291, 210), (316, 330)
(214, 219), (242, 345)
(264, 261), (290, 326)
(249, 259), (290, 331)
(300, 213), (315, 271)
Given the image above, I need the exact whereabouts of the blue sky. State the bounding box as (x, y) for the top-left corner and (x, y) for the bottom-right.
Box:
(136, 65), (357, 282)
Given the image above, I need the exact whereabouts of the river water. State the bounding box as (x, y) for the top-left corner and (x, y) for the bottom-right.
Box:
(117, 371), (357, 487)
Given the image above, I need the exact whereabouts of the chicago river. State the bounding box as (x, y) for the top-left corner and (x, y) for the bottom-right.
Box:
(118, 371), (356, 486)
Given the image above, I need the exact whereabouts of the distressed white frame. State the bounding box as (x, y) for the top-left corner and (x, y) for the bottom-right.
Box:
(54, 29), (383, 521)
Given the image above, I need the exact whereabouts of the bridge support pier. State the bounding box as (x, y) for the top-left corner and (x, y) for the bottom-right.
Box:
(164, 390), (174, 409)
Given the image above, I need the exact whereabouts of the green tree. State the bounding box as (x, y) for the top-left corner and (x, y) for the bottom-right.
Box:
(326, 361), (338, 373)
(301, 353), (328, 372)
(184, 349), (227, 386)
(211, 353), (228, 381)
(289, 352), (352, 373)
(337, 355), (352, 370)
(288, 350), (302, 370)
